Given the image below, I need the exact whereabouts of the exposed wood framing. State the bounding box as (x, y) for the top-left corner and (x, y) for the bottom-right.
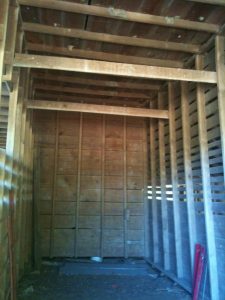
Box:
(168, 82), (183, 278)
(33, 84), (153, 99)
(181, 81), (197, 272)
(149, 104), (159, 263)
(215, 36), (225, 185)
(100, 115), (105, 258)
(26, 100), (169, 119)
(26, 43), (184, 69)
(123, 116), (128, 258)
(18, 0), (219, 33)
(75, 113), (83, 257)
(158, 92), (170, 271)
(186, 0), (225, 5)
(22, 23), (200, 54)
(196, 54), (219, 300)
(32, 72), (162, 91)
(14, 54), (217, 83)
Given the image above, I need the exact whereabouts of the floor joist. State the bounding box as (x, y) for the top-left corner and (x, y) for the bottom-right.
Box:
(18, 0), (219, 33)
(26, 100), (169, 119)
(14, 54), (217, 83)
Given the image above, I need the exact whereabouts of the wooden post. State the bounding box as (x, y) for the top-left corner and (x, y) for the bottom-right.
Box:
(50, 112), (59, 257)
(215, 36), (225, 186)
(100, 114), (105, 258)
(75, 113), (83, 257)
(149, 103), (159, 264)
(196, 54), (219, 300)
(123, 115), (128, 258)
(168, 82), (184, 278)
(158, 92), (170, 271)
(181, 81), (197, 272)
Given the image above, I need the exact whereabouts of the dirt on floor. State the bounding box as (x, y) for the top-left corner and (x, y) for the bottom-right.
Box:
(18, 260), (191, 300)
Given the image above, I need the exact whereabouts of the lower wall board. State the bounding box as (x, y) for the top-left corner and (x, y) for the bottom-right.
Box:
(34, 111), (148, 258)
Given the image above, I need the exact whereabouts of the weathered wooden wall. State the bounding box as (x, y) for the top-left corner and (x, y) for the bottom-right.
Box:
(34, 110), (148, 258)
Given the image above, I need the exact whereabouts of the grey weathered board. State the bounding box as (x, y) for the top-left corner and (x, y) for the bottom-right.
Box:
(34, 111), (147, 258)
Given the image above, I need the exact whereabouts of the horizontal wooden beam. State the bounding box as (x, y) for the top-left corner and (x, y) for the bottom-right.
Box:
(32, 72), (162, 91)
(14, 54), (217, 83)
(18, 0), (219, 33)
(27, 100), (169, 119)
(34, 84), (153, 99)
(22, 22), (200, 54)
(186, 0), (225, 5)
(26, 43), (184, 69)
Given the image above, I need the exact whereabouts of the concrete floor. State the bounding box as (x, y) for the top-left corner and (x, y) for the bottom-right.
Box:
(18, 259), (191, 300)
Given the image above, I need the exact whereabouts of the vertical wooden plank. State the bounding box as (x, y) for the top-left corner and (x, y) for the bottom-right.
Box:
(168, 82), (184, 278)
(100, 114), (105, 258)
(50, 112), (59, 257)
(75, 113), (83, 257)
(181, 81), (197, 272)
(196, 54), (219, 300)
(149, 102), (159, 264)
(143, 120), (150, 258)
(215, 36), (225, 185)
(158, 91), (170, 271)
(123, 116), (128, 258)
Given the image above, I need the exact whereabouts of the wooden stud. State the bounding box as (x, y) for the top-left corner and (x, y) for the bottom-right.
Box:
(27, 43), (184, 69)
(123, 115), (128, 258)
(149, 103), (159, 264)
(50, 112), (59, 257)
(168, 82), (184, 278)
(18, 0), (219, 33)
(26, 100), (169, 119)
(75, 113), (83, 257)
(181, 81), (197, 272)
(196, 54), (219, 300)
(158, 92), (170, 271)
(14, 54), (217, 83)
(215, 36), (225, 185)
(22, 22), (200, 54)
(100, 114), (105, 258)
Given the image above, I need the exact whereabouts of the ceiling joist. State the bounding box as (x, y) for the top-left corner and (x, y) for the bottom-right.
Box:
(32, 72), (162, 91)
(14, 54), (217, 83)
(27, 100), (169, 119)
(22, 22), (200, 54)
(18, 0), (219, 33)
(26, 43), (184, 69)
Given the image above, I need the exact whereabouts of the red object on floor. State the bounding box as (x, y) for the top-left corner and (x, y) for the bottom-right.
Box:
(193, 244), (206, 300)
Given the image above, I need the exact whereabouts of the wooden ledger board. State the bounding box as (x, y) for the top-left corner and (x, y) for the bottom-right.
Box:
(34, 110), (147, 258)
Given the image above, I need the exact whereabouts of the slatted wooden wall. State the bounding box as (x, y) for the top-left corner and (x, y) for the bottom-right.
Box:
(148, 48), (225, 298)
(34, 110), (148, 258)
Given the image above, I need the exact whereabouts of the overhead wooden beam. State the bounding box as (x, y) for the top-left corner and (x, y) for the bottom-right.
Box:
(26, 100), (169, 119)
(186, 0), (225, 5)
(14, 54), (217, 83)
(32, 72), (162, 91)
(34, 84), (153, 99)
(22, 22), (200, 54)
(26, 43), (184, 69)
(18, 0), (219, 33)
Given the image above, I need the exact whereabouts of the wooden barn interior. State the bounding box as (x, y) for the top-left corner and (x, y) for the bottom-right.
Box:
(1, 0), (225, 299)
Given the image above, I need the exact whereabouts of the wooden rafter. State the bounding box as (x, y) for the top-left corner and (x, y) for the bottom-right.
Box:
(33, 84), (153, 99)
(18, 0), (219, 33)
(32, 72), (162, 91)
(186, 0), (225, 5)
(26, 43), (184, 69)
(27, 100), (169, 119)
(22, 23), (200, 54)
(14, 54), (217, 83)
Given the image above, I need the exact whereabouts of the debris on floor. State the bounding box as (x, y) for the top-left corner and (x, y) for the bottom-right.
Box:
(18, 259), (191, 300)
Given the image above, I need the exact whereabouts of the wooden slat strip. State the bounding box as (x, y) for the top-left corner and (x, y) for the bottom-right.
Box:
(123, 116), (128, 258)
(14, 54), (217, 83)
